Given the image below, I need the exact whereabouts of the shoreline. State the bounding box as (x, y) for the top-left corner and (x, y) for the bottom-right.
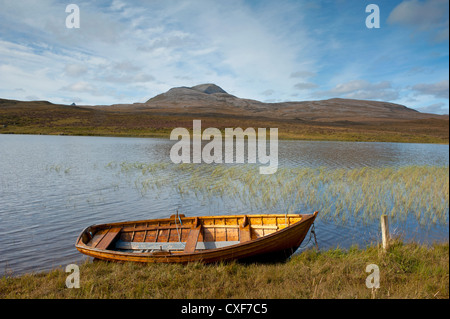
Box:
(1, 240), (448, 299)
(1, 101), (448, 144)
(1, 130), (449, 145)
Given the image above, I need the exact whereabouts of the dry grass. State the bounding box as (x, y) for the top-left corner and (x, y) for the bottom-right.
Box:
(1, 241), (447, 299)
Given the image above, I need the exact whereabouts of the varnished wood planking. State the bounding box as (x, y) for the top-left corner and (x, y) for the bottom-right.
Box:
(157, 229), (169, 242)
(184, 225), (201, 253)
(239, 224), (251, 243)
(144, 229), (157, 242)
(76, 212), (318, 264)
(181, 228), (190, 242)
(169, 227), (182, 242)
(95, 227), (121, 250)
(203, 228), (215, 242)
(226, 217), (238, 226)
(88, 228), (109, 247)
(133, 231), (146, 242)
(215, 227), (227, 241)
(249, 216), (262, 225)
(227, 228), (239, 241)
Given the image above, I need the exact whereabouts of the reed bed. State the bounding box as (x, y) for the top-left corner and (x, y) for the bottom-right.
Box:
(106, 162), (449, 227)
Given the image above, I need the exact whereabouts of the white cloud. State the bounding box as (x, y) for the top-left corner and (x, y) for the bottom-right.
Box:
(294, 82), (318, 90)
(26, 95), (40, 101)
(388, 0), (449, 42)
(0, 1), (320, 104)
(64, 64), (88, 77)
(313, 80), (400, 101)
(0, 0), (447, 111)
(290, 71), (316, 78)
(334, 80), (390, 94)
(101, 73), (155, 84)
(261, 89), (275, 96)
(416, 102), (447, 114)
(110, 0), (126, 11)
(137, 30), (195, 52)
(411, 80), (449, 99)
(60, 81), (102, 96)
(170, 0), (317, 98)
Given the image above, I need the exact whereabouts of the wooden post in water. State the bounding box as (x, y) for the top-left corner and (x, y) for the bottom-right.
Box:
(380, 215), (389, 251)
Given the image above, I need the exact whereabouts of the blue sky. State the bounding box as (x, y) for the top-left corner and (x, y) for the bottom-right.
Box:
(0, 0), (448, 114)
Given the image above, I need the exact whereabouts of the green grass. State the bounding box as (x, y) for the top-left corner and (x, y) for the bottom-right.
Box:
(1, 241), (448, 299)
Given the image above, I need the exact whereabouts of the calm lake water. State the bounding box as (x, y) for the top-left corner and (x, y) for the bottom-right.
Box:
(0, 134), (448, 276)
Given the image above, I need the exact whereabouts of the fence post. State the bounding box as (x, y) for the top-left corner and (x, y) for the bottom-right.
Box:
(380, 214), (389, 251)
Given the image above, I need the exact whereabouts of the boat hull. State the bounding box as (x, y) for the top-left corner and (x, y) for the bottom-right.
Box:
(75, 212), (318, 264)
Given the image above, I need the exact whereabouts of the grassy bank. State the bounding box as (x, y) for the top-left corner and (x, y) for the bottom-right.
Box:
(1, 100), (448, 143)
(1, 241), (448, 299)
(1, 119), (448, 144)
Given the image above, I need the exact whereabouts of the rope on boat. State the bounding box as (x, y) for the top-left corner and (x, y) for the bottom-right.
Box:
(311, 223), (319, 250)
(299, 222), (319, 251)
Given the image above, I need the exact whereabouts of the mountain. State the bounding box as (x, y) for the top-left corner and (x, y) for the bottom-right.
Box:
(133, 83), (443, 123)
(2, 84), (446, 124)
(145, 83), (261, 109)
(1, 85), (448, 143)
(148, 83), (228, 102)
(191, 83), (227, 94)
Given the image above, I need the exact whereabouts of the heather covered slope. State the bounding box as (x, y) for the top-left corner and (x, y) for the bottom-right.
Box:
(0, 84), (448, 143)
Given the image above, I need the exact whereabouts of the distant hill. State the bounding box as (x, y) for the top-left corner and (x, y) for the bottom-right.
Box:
(129, 83), (444, 123)
(0, 84), (448, 143)
(1, 84), (447, 123)
(145, 83), (260, 110)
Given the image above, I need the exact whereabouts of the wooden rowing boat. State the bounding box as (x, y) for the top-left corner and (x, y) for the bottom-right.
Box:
(75, 212), (318, 264)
